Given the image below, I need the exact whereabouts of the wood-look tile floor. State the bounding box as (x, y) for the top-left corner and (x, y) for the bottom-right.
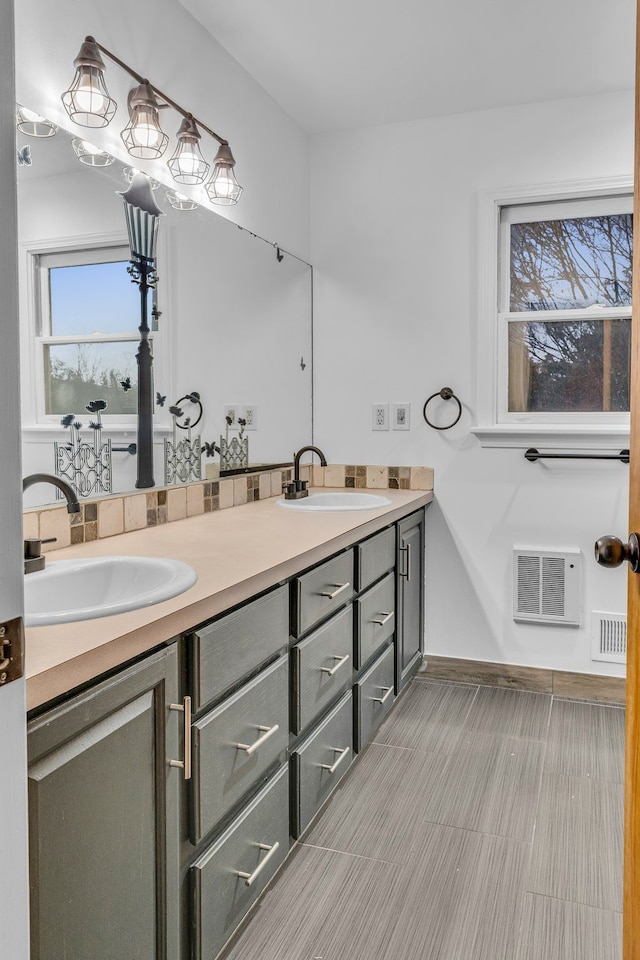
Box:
(222, 679), (623, 960)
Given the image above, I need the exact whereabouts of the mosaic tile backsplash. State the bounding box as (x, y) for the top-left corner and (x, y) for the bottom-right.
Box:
(23, 464), (434, 553)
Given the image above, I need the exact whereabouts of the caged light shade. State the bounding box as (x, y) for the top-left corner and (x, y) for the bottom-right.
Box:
(121, 83), (169, 160)
(167, 116), (209, 185)
(61, 37), (117, 128)
(72, 138), (114, 166)
(205, 142), (243, 205)
(118, 173), (164, 262)
(16, 105), (57, 138)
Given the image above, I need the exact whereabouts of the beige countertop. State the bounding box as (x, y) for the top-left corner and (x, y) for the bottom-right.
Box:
(25, 488), (432, 712)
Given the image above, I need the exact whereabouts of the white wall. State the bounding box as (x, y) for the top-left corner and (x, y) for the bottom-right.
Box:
(0, 1), (30, 956)
(310, 89), (634, 676)
(14, 0), (310, 257)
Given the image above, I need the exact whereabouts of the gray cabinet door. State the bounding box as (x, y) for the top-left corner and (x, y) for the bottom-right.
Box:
(396, 510), (425, 690)
(28, 646), (181, 960)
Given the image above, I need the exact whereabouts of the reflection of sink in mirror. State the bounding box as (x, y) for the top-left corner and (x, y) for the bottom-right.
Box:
(24, 555), (197, 627)
(17, 118), (312, 507)
(277, 492), (392, 511)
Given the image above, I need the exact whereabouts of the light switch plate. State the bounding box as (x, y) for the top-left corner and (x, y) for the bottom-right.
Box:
(392, 402), (411, 430)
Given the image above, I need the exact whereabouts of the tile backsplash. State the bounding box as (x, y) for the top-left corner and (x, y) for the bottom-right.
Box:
(24, 464), (434, 553)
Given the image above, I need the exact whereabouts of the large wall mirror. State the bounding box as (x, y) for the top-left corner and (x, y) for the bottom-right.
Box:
(18, 118), (313, 507)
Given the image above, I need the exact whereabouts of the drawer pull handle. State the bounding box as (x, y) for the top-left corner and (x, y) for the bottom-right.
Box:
(372, 686), (394, 705)
(320, 653), (350, 676)
(400, 543), (412, 581)
(372, 611), (394, 626)
(320, 746), (351, 774)
(236, 841), (281, 887)
(320, 582), (351, 600)
(168, 696), (192, 781)
(236, 723), (280, 756)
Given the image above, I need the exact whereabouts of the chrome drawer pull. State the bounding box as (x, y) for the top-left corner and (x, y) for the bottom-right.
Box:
(372, 611), (394, 626)
(319, 582), (351, 600)
(372, 686), (394, 705)
(320, 746), (350, 774)
(236, 723), (280, 756)
(236, 841), (280, 887)
(320, 653), (350, 676)
(169, 696), (192, 781)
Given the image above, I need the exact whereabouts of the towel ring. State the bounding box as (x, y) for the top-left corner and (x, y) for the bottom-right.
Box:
(174, 392), (203, 430)
(423, 387), (462, 430)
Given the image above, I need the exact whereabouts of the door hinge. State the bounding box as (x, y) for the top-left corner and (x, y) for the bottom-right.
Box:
(0, 616), (24, 686)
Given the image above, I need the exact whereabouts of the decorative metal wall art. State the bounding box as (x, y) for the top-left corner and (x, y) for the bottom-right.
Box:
(218, 415), (249, 471)
(54, 401), (113, 498)
(163, 392), (203, 484)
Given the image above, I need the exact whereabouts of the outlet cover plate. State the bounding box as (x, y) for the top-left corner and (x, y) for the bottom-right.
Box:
(372, 403), (389, 431)
(243, 405), (258, 430)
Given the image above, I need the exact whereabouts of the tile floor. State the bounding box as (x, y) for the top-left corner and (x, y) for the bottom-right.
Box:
(222, 679), (624, 960)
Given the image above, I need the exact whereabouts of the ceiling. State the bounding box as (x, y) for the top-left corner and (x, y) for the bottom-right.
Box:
(178, 0), (635, 134)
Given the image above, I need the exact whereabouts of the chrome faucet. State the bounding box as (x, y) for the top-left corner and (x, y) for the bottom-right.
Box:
(284, 446), (328, 500)
(22, 474), (80, 574)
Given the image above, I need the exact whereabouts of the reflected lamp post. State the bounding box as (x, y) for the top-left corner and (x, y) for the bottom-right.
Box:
(118, 173), (163, 488)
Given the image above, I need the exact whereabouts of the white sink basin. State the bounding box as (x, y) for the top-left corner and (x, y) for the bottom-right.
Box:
(24, 555), (197, 627)
(277, 492), (392, 511)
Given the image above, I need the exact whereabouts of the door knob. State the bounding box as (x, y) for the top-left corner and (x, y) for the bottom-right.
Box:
(594, 533), (640, 572)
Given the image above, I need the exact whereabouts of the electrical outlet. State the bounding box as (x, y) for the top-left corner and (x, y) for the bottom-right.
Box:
(392, 402), (411, 431)
(224, 405), (238, 425)
(372, 403), (389, 431)
(243, 405), (258, 430)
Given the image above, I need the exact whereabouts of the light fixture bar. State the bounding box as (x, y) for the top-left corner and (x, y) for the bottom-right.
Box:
(88, 37), (228, 146)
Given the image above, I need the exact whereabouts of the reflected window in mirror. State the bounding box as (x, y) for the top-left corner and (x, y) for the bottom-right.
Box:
(32, 244), (156, 423)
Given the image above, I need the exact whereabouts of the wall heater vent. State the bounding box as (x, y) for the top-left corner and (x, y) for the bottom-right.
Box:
(513, 549), (580, 626)
(591, 612), (627, 663)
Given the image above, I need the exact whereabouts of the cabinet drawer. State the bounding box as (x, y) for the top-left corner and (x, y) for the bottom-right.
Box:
(293, 550), (354, 637)
(191, 655), (289, 844)
(357, 526), (395, 591)
(191, 764), (290, 960)
(292, 691), (353, 837)
(356, 572), (395, 668)
(354, 642), (396, 752)
(292, 606), (353, 735)
(188, 585), (289, 713)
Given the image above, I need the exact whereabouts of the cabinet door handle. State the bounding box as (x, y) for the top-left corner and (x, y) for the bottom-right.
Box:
(235, 841), (281, 887)
(320, 582), (351, 600)
(235, 723), (280, 756)
(320, 745), (350, 774)
(372, 685), (394, 705)
(168, 696), (192, 781)
(320, 653), (350, 676)
(372, 611), (394, 626)
(400, 544), (412, 581)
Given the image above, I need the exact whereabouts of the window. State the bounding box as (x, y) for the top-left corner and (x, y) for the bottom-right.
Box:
(33, 245), (152, 422)
(474, 179), (633, 446)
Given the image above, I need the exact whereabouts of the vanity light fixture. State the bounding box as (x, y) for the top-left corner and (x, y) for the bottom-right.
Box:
(165, 188), (198, 211)
(167, 116), (209, 185)
(71, 137), (114, 166)
(61, 36), (117, 127)
(61, 36), (243, 203)
(205, 142), (243, 205)
(122, 166), (160, 190)
(16, 105), (57, 138)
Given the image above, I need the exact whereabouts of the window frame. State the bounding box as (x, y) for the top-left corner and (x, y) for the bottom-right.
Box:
(20, 231), (172, 436)
(473, 176), (633, 449)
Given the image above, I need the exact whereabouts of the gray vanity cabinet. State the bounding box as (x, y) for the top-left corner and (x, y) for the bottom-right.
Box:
(396, 509), (425, 690)
(27, 645), (182, 960)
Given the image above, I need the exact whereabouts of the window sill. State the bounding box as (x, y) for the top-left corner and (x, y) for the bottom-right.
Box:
(22, 423), (172, 442)
(471, 424), (630, 450)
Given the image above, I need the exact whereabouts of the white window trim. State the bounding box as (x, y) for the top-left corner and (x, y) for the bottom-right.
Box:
(472, 175), (633, 449)
(19, 229), (173, 439)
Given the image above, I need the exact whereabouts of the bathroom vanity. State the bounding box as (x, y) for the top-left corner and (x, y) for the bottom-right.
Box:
(25, 490), (429, 960)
